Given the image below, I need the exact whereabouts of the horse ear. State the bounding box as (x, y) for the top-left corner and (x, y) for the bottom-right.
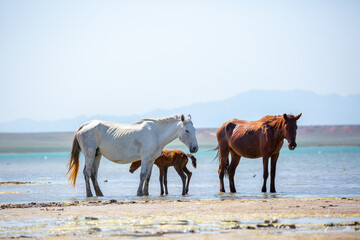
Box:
(295, 113), (302, 120)
(283, 114), (288, 121)
(187, 114), (192, 120)
(181, 114), (185, 122)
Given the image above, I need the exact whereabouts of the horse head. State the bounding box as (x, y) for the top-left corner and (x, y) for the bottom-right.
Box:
(283, 113), (302, 150)
(178, 114), (199, 153)
(129, 160), (141, 173)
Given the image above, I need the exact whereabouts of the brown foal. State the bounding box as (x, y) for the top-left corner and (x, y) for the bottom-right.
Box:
(129, 150), (197, 195)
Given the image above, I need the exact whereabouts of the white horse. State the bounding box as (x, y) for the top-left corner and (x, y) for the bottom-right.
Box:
(67, 114), (198, 197)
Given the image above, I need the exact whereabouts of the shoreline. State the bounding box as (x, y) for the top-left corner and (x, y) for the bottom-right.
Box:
(1, 126), (360, 153)
(1, 197), (359, 239)
(0, 145), (359, 156)
(1, 196), (360, 211)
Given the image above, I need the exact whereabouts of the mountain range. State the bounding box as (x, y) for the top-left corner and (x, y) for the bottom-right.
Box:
(1, 90), (359, 132)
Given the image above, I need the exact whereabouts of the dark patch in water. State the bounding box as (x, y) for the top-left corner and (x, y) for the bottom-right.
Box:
(0, 181), (50, 185)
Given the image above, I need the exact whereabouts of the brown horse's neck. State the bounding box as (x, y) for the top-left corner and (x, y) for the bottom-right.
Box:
(271, 116), (286, 142)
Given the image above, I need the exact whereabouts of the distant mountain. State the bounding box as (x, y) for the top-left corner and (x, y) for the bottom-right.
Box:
(1, 90), (360, 132)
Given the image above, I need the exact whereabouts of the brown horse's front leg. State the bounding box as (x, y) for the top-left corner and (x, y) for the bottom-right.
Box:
(270, 153), (279, 193)
(261, 157), (269, 192)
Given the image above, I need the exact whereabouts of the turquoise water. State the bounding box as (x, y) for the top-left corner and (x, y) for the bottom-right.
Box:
(0, 146), (359, 204)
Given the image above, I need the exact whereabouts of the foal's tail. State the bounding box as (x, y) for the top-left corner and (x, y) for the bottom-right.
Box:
(66, 127), (82, 187)
(186, 154), (197, 169)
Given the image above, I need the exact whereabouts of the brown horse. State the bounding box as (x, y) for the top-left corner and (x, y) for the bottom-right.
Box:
(129, 150), (197, 195)
(215, 113), (301, 193)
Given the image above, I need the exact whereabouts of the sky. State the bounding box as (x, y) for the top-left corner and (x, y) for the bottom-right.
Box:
(1, 0), (359, 123)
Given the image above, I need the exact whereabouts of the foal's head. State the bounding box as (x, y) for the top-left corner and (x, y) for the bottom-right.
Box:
(129, 160), (141, 173)
(178, 114), (199, 153)
(283, 113), (302, 150)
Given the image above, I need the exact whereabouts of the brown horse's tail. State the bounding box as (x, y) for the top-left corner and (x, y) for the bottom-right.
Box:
(186, 154), (197, 169)
(212, 145), (229, 177)
(212, 146), (220, 162)
(66, 127), (82, 187)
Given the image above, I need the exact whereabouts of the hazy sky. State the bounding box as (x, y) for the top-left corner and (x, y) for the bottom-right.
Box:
(1, 0), (359, 123)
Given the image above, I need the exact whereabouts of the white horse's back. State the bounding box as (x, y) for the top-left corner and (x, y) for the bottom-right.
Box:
(76, 120), (147, 163)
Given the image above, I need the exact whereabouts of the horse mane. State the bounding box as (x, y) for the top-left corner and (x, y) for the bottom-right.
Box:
(259, 115), (285, 130)
(135, 115), (182, 124)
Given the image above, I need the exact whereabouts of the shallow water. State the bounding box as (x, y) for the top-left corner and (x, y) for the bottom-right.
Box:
(0, 146), (359, 204)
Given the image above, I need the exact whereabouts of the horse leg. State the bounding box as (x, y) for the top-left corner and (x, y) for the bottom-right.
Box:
(175, 165), (187, 195)
(218, 144), (230, 192)
(164, 167), (168, 194)
(270, 153), (279, 193)
(183, 166), (192, 194)
(143, 160), (154, 196)
(137, 158), (150, 196)
(261, 157), (269, 192)
(159, 167), (164, 195)
(83, 155), (95, 198)
(91, 153), (103, 197)
(228, 150), (240, 193)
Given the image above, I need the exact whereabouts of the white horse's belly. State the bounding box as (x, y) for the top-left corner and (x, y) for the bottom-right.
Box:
(99, 143), (141, 164)
(107, 158), (139, 164)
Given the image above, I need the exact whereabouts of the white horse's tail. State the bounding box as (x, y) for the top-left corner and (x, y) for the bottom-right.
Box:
(67, 126), (83, 187)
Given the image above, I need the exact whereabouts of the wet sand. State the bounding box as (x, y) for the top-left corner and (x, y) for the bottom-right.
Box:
(1, 197), (359, 239)
(0, 181), (51, 185)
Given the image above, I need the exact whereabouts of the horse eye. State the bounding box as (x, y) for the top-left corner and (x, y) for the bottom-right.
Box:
(185, 130), (189, 133)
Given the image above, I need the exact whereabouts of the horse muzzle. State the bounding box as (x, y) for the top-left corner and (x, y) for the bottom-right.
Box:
(190, 146), (199, 153)
(288, 142), (297, 150)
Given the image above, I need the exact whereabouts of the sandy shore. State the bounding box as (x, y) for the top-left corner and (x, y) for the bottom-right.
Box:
(1, 197), (359, 239)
